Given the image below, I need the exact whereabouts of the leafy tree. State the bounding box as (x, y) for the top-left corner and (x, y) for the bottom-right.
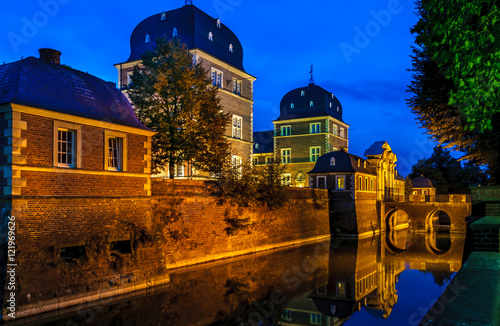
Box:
(408, 0), (500, 183)
(404, 176), (413, 196)
(255, 158), (289, 209)
(128, 37), (231, 177)
(409, 146), (487, 194)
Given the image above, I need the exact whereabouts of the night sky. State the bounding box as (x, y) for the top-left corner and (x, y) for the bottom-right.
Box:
(0, 0), (438, 175)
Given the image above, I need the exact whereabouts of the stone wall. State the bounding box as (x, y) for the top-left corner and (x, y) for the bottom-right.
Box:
(471, 185), (500, 216)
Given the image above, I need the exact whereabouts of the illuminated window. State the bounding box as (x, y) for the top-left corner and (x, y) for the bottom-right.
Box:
(229, 43), (233, 52)
(310, 101), (314, 107)
(232, 80), (241, 95)
(174, 164), (184, 177)
(173, 27), (178, 37)
(337, 282), (346, 296)
(340, 127), (345, 138)
(371, 178), (374, 191)
(290, 103), (294, 109)
(208, 31), (213, 41)
(232, 115), (242, 139)
(216, 18), (221, 28)
(330, 157), (336, 166)
(232, 156), (242, 173)
(332, 124), (338, 135)
(57, 129), (75, 168)
(365, 177), (368, 190)
(336, 175), (345, 190)
(281, 148), (291, 163)
(330, 102), (332, 108)
(359, 176), (362, 190)
(145, 34), (150, 43)
(211, 68), (222, 87)
(310, 146), (320, 162)
(281, 125), (291, 136)
(310, 122), (320, 134)
(301, 90), (305, 96)
(310, 313), (321, 325)
(161, 12), (166, 20)
(281, 173), (291, 185)
(105, 130), (127, 172)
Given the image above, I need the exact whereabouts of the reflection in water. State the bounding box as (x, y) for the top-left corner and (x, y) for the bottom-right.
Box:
(10, 232), (465, 326)
(278, 231), (465, 325)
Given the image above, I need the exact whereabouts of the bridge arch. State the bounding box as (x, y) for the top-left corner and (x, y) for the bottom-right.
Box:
(425, 210), (451, 233)
(385, 209), (411, 251)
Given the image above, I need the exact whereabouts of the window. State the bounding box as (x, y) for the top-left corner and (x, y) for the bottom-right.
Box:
(60, 245), (85, 261)
(253, 158), (258, 165)
(266, 157), (273, 164)
(281, 148), (291, 163)
(310, 313), (321, 325)
(232, 155), (242, 170)
(332, 124), (338, 136)
(281, 125), (291, 136)
(336, 175), (345, 190)
(359, 176), (362, 190)
(174, 164), (184, 177)
(282, 309), (292, 321)
(173, 27), (178, 37)
(282, 173), (291, 186)
(232, 80), (241, 95)
(208, 31), (213, 41)
(330, 102), (332, 108)
(365, 177), (368, 191)
(229, 43), (233, 52)
(105, 130), (127, 172)
(110, 240), (132, 254)
(232, 115), (242, 139)
(337, 106), (340, 112)
(371, 178), (374, 191)
(107, 137), (123, 171)
(161, 12), (167, 20)
(317, 285), (327, 295)
(54, 121), (82, 169)
(337, 282), (346, 296)
(57, 129), (75, 168)
(310, 101), (314, 107)
(340, 127), (345, 138)
(216, 18), (221, 28)
(330, 157), (336, 166)
(310, 122), (320, 134)
(301, 90), (305, 96)
(211, 68), (222, 87)
(310, 146), (320, 162)
(145, 34), (150, 43)
(290, 103), (294, 109)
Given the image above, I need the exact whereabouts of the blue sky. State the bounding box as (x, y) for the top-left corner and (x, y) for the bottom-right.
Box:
(0, 0), (438, 175)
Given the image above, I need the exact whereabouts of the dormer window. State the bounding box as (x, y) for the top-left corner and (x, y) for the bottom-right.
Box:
(229, 44), (233, 52)
(331, 94), (334, 98)
(337, 106), (340, 112)
(255, 143), (260, 149)
(145, 34), (150, 43)
(161, 12), (167, 21)
(173, 27), (178, 37)
(208, 31), (213, 41)
(357, 158), (360, 167)
(301, 90), (305, 96)
(330, 157), (336, 166)
(364, 161), (367, 168)
(330, 102), (332, 108)
(290, 103), (294, 109)
(216, 19), (221, 28)
(310, 101), (314, 107)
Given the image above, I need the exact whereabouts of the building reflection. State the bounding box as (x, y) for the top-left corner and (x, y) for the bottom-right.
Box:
(278, 230), (465, 325)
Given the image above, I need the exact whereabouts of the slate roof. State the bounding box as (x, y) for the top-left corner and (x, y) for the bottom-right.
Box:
(308, 150), (376, 175)
(123, 4), (246, 72)
(412, 176), (434, 188)
(253, 130), (274, 154)
(0, 57), (150, 131)
(275, 84), (344, 122)
(364, 141), (390, 157)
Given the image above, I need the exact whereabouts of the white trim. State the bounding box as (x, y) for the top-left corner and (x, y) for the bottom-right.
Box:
(336, 175), (346, 190)
(53, 121), (82, 169)
(104, 130), (128, 172)
(316, 176), (327, 189)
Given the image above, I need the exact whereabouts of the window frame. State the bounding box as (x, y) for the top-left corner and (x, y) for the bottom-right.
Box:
(281, 148), (291, 163)
(310, 146), (321, 162)
(280, 125), (291, 136)
(104, 130), (128, 172)
(53, 121), (82, 169)
(211, 68), (222, 87)
(281, 173), (292, 186)
(310, 122), (321, 134)
(336, 175), (346, 190)
(232, 115), (242, 139)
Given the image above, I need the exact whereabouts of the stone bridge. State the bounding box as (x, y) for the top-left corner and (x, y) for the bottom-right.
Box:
(383, 194), (471, 234)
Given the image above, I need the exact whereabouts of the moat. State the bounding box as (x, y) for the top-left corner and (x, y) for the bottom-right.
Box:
(9, 230), (467, 326)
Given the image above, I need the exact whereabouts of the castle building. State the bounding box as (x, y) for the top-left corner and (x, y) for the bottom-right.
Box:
(114, 4), (256, 177)
(411, 175), (436, 196)
(253, 82), (349, 187)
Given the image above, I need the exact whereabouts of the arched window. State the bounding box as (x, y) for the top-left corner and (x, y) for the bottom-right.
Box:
(330, 157), (336, 166)
(229, 43), (233, 52)
(216, 18), (221, 28)
(301, 90), (305, 96)
(145, 34), (150, 43)
(173, 27), (178, 37)
(161, 12), (167, 21)
(310, 101), (314, 107)
(208, 31), (213, 41)
(290, 103), (294, 109)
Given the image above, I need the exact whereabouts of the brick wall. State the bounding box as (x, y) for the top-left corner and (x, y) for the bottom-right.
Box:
(22, 114), (53, 167)
(0, 113), (8, 166)
(472, 228), (500, 252)
(471, 185), (500, 217)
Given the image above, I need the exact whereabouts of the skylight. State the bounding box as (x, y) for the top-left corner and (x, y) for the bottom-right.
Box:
(208, 31), (213, 41)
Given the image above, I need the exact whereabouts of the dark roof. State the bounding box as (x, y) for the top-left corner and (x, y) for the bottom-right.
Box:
(308, 150), (376, 175)
(412, 176), (434, 188)
(0, 57), (150, 131)
(364, 141), (390, 157)
(394, 171), (405, 181)
(275, 84), (344, 122)
(123, 5), (245, 72)
(253, 130), (274, 154)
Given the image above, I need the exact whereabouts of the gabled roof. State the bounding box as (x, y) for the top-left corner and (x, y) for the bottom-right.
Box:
(0, 57), (150, 131)
(253, 130), (274, 154)
(123, 4), (245, 72)
(308, 150), (376, 175)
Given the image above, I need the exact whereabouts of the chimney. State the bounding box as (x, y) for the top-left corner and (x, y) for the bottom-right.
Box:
(39, 48), (61, 65)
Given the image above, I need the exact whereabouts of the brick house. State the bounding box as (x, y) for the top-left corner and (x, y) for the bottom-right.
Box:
(253, 82), (349, 187)
(115, 4), (256, 178)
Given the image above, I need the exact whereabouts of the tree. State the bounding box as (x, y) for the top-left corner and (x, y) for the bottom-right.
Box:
(128, 37), (231, 177)
(404, 176), (413, 196)
(408, 0), (500, 183)
(409, 146), (487, 194)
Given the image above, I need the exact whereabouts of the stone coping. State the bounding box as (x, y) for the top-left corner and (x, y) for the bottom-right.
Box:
(471, 216), (500, 229)
(421, 252), (500, 326)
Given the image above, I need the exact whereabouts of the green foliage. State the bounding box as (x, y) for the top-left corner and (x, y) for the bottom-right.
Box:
(409, 146), (488, 193)
(408, 1), (500, 183)
(128, 37), (231, 177)
(254, 158), (290, 209)
(404, 176), (413, 196)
